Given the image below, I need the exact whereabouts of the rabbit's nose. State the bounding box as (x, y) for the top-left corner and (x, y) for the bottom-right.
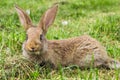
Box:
(30, 47), (35, 52)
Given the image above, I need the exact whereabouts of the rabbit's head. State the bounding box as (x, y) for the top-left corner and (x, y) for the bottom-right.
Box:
(15, 4), (58, 55)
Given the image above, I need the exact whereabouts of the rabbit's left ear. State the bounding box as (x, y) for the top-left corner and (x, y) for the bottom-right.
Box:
(38, 4), (58, 35)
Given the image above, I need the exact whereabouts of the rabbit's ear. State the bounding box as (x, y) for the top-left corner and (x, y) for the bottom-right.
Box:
(38, 4), (58, 35)
(15, 5), (33, 31)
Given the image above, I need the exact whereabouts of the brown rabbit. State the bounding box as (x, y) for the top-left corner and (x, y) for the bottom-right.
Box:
(15, 4), (120, 69)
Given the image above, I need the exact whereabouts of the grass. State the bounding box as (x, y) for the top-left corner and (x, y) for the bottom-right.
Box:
(0, 0), (120, 79)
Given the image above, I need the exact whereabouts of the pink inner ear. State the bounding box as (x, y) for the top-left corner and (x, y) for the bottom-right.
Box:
(19, 14), (26, 26)
(45, 11), (55, 28)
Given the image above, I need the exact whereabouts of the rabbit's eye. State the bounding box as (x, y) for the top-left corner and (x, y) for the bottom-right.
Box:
(40, 34), (43, 40)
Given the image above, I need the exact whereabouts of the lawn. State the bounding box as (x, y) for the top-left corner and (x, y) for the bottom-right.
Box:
(0, 0), (120, 80)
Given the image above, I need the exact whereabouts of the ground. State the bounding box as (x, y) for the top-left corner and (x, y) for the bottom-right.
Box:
(0, 0), (120, 80)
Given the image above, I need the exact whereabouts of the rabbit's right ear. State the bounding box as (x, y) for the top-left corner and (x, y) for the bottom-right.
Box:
(15, 5), (33, 31)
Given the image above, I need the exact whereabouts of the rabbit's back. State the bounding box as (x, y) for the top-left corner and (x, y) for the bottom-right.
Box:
(47, 35), (108, 67)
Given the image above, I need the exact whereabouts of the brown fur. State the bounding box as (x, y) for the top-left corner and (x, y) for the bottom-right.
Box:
(15, 4), (120, 69)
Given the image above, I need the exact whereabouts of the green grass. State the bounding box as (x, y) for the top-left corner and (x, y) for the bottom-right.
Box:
(0, 0), (120, 80)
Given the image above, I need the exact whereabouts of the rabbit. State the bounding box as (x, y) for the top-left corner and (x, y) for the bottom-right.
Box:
(15, 4), (120, 69)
